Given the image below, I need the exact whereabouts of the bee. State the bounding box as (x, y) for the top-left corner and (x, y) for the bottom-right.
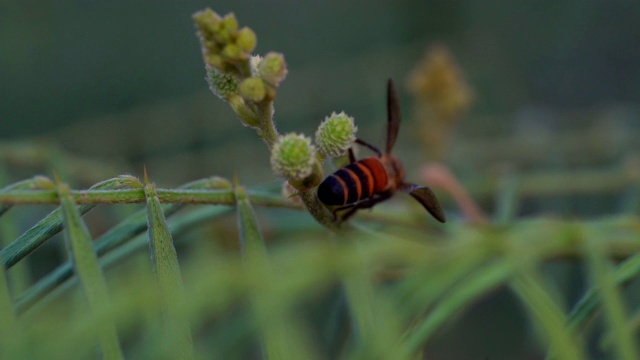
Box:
(317, 79), (446, 223)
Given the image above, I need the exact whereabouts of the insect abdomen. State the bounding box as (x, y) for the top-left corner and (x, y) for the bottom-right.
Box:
(317, 157), (388, 206)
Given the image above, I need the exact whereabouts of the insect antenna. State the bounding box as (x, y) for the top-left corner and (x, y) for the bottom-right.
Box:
(355, 138), (382, 157)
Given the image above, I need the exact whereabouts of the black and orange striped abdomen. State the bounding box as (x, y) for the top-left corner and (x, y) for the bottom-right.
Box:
(317, 157), (389, 206)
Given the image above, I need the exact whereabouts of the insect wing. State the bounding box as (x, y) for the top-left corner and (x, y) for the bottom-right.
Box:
(407, 185), (446, 223)
(386, 79), (401, 154)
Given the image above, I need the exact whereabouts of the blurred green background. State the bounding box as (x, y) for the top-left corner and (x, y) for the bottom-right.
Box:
(2, 1), (640, 358)
(3, 0), (638, 188)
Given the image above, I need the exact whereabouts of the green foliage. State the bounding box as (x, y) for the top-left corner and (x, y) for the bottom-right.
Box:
(144, 178), (195, 359)
(1, 175), (640, 358)
(0, 6), (639, 360)
(58, 180), (124, 359)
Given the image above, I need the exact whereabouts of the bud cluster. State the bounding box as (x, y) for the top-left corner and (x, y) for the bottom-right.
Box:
(238, 52), (288, 103)
(269, 111), (358, 190)
(407, 45), (474, 161)
(194, 9), (289, 107)
(193, 8), (292, 140)
(407, 45), (473, 121)
(193, 7), (354, 228)
(193, 9), (256, 76)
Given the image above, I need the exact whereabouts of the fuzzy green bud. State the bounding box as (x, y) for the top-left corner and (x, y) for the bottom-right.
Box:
(258, 52), (288, 87)
(271, 133), (316, 181)
(211, 13), (238, 44)
(194, 9), (256, 77)
(207, 68), (238, 99)
(203, 54), (225, 70)
(239, 77), (266, 102)
(235, 27), (257, 53)
(192, 9), (223, 39)
(315, 112), (357, 158)
(222, 43), (240, 60)
(222, 13), (238, 33)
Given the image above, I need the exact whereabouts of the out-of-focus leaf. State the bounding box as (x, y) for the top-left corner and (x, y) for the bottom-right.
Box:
(0, 168), (33, 295)
(0, 262), (23, 359)
(18, 206), (231, 318)
(583, 234), (639, 360)
(235, 183), (320, 359)
(402, 260), (511, 355)
(144, 180), (194, 360)
(1, 175), (140, 268)
(567, 254), (640, 332)
(14, 177), (232, 314)
(342, 245), (407, 359)
(511, 273), (585, 360)
(58, 182), (123, 360)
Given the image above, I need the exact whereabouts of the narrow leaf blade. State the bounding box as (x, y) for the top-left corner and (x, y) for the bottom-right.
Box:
(145, 182), (194, 360)
(235, 184), (319, 359)
(584, 234), (639, 360)
(1, 176), (139, 269)
(58, 182), (123, 360)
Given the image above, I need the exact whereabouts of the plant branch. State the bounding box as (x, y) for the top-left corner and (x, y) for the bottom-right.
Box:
(297, 190), (342, 232)
(256, 101), (279, 149)
(0, 188), (301, 209)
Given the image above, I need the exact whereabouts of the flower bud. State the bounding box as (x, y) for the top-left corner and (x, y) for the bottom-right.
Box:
(222, 13), (238, 32)
(271, 133), (316, 181)
(192, 9), (222, 39)
(222, 43), (240, 60)
(212, 13), (238, 43)
(258, 52), (288, 87)
(235, 27), (257, 53)
(315, 112), (357, 158)
(239, 77), (266, 102)
(207, 68), (238, 99)
(193, 9), (256, 74)
(203, 54), (225, 71)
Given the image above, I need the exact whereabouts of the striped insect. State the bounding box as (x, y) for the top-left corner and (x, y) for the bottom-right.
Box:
(317, 79), (446, 223)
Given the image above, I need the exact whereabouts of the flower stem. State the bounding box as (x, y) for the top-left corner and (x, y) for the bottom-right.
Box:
(256, 101), (279, 149)
(298, 189), (342, 232)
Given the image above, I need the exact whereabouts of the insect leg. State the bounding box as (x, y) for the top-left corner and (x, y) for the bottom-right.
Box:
(348, 148), (356, 164)
(336, 192), (392, 221)
(355, 138), (382, 157)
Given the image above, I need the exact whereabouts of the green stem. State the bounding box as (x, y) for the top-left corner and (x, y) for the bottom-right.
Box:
(0, 188), (301, 208)
(256, 101), (279, 149)
(298, 190), (341, 232)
